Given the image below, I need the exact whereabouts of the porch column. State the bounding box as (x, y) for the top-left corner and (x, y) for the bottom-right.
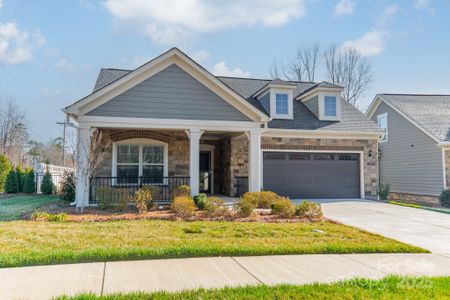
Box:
(188, 129), (203, 196)
(75, 125), (91, 209)
(248, 129), (261, 192)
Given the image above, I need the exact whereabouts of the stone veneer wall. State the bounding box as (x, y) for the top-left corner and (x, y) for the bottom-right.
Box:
(389, 192), (439, 207)
(260, 137), (379, 198)
(222, 134), (249, 196)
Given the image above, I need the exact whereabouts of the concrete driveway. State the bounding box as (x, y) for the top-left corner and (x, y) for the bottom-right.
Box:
(316, 199), (450, 254)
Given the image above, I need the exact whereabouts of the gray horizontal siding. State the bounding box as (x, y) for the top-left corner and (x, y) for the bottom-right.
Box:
(372, 101), (444, 195)
(260, 92), (270, 115)
(87, 64), (251, 121)
(303, 95), (319, 117)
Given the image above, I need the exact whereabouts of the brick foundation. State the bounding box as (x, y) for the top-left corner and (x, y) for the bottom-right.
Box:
(389, 192), (440, 207)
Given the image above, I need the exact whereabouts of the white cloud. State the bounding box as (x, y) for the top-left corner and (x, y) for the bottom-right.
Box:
(55, 58), (91, 72)
(191, 49), (209, 64)
(333, 0), (355, 17)
(377, 5), (398, 28)
(414, 0), (434, 12)
(103, 0), (307, 44)
(0, 22), (45, 64)
(211, 61), (251, 77)
(0, 0), (3, 10)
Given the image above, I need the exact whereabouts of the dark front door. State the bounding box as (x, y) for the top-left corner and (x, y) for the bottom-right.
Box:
(199, 151), (211, 193)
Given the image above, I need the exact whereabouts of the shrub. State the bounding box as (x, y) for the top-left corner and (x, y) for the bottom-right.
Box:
(439, 189), (450, 208)
(129, 187), (154, 214)
(377, 182), (390, 200)
(59, 171), (76, 202)
(15, 166), (24, 193)
(242, 191), (279, 209)
(142, 185), (161, 202)
(4, 169), (18, 193)
(0, 154), (11, 192)
(40, 171), (54, 195)
(31, 211), (68, 222)
(23, 169), (36, 194)
(97, 187), (129, 210)
(193, 193), (207, 210)
(295, 200), (323, 221)
(203, 196), (226, 216)
(271, 197), (295, 218)
(171, 196), (196, 217)
(172, 185), (191, 200)
(236, 196), (257, 217)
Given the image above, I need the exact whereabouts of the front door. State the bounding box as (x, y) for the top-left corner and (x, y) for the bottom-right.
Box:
(199, 151), (211, 193)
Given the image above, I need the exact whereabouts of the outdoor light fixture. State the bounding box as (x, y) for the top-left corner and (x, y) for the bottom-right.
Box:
(368, 150), (373, 158)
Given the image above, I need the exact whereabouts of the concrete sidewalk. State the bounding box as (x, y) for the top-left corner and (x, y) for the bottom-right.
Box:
(1, 254), (450, 299)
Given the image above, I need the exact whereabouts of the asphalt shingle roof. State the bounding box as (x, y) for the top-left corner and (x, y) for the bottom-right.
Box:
(379, 94), (450, 142)
(92, 68), (380, 133)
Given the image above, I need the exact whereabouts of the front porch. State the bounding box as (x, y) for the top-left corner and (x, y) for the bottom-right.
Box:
(77, 128), (260, 207)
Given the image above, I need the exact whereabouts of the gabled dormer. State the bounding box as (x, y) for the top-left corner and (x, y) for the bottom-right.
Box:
(252, 79), (297, 120)
(297, 82), (344, 121)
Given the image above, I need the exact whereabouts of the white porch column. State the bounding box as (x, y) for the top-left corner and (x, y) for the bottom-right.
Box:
(188, 129), (203, 196)
(75, 125), (91, 209)
(248, 129), (262, 192)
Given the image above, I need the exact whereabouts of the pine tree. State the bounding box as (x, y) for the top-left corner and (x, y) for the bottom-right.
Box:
(0, 155), (11, 192)
(5, 169), (18, 193)
(16, 166), (24, 193)
(23, 169), (36, 194)
(60, 171), (75, 202)
(40, 171), (54, 195)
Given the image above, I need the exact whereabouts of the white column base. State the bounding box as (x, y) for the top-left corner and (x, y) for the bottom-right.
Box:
(188, 129), (203, 197)
(248, 129), (261, 192)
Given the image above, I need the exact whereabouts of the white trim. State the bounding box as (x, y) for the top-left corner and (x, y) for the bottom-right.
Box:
(262, 128), (380, 139)
(249, 129), (262, 192)
(271, 89), (294, 120)
(318, 92), (341, 121)
(253, 83), (296, 98)
(65, 48), (268, 122)
(296, 86), (344, 101)
(200, 144), (215, 194)
(376, 112), (389, 143)
(260, 148), (365, 199)
(367, 95), (440, 143)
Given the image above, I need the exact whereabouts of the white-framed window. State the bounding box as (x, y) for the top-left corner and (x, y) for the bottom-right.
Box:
(112, 138), (168, 184)
(275, 93), (289, 115)
(324, 96), (337, 117)
(377, 113), (388, 142)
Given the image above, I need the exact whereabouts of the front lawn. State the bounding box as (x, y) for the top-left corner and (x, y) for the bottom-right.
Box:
(58, 276), (450, 300)
(0, 195), (61, 221)
(0, 219), (426, 268)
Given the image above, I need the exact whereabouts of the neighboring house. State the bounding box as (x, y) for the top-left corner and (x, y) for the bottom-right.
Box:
(64, 48), (381, 208)
(367, 94), (450, 205)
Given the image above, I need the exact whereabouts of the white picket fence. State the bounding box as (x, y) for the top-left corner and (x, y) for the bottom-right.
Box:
(34, 162), (76, 194)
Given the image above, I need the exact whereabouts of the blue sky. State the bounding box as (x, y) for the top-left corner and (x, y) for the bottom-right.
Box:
(0, 0), (449, 140)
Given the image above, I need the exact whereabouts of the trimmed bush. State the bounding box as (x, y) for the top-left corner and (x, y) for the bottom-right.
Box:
(97, 187), (129, 211)
(193, 193), (207, 210)
(129, 187), (153, 214)
(15, 166), (24, 193)
(271, 197), (295, 218)
(295, 200), (323, 221)
(439, 189), (450, 208)
(172, 185), (191, 200)
(0, 154), (11, 192)
(236, 196), (257, 217)
(377, 182), (390, 200)
(40, 171), (54, 195)
(59, 171), (76, 202)
(171, 196), (196, 217)
(241, 191), (279, 209)
(23, 169), (36, 194)
(31, 211), (68, 222)
(142, 185), (161, 203)
(5, 169), (18, 193)
(203, 196), (226, 216)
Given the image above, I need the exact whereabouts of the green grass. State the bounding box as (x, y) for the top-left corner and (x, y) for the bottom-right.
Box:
(0, 195), (61, 221)
(0, 219), (426, 268)
(57, 276), (450, 299)
(389, 200), (450, 215)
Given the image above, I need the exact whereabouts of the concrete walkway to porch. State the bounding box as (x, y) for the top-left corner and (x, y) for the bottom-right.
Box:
(2, 253), (450, 299)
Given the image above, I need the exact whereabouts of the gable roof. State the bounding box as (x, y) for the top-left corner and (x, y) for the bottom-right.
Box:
(367, 94), (450, 143)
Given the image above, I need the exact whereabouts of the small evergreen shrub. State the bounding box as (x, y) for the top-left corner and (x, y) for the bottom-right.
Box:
(97, 187), (129, 210)
(172, 185), (191, 200)
(23, 169), (36, 194)
(203, 196), (226, 216)
(171, 196), (196, 217)
(271, 197), (295, 218)
(377, 182), (391, 200)
(15, 166), (24, 193)
(439, 189), (450, 208)
(40, 171), (54, 195)
(193, 193), (207, 210)
(295, 200), (323, 221)
(0, 154), (11, 192)
(129, 187), (154, 214)
(31, 211), (68, 222)
(59, 171), (76, 202)
(4, 169), (18, 193)
(236, 196), (257, 217)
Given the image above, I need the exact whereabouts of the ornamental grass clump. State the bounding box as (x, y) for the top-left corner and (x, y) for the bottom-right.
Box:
(171, 196), (196, 218)
(129, 187), (154, 214)
(295, 200), (323, 221)
(172, 185), (191, 200)
(236, 196), (257, 217)
(203, 196), (227, 216)
(271, 197), (296, 218)
(242, 191), (279, 208)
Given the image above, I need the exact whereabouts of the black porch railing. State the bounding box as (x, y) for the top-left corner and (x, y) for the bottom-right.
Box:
(89, 176), (190, 205)
(235, 176), (248, 197)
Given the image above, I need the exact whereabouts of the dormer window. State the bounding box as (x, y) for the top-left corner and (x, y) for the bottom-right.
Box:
(276, 93), (289, 115)
(324, 96), (337, 117)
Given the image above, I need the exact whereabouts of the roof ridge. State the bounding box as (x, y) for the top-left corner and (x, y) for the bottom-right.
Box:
(381, 93), (450, 96)
(101, 67), (132, 72)
(214, 75), (317, 84)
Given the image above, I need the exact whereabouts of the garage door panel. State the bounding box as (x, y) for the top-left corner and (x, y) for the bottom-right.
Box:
(263, 152), (360, 199)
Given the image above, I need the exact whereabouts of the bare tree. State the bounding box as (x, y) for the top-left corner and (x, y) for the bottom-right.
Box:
(324, 45), (373, 106)
(0, 101), (27, 158)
